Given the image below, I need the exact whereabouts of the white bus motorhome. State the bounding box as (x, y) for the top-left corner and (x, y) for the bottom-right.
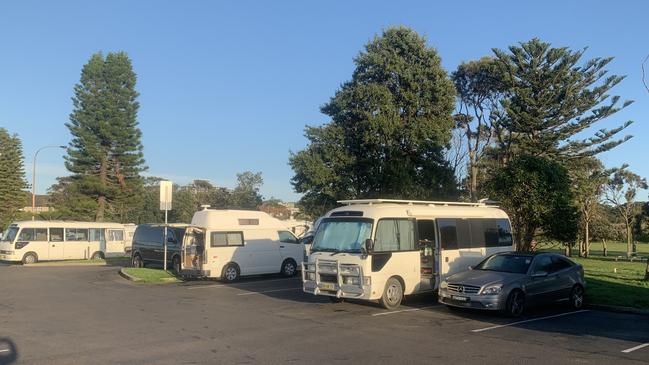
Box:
(0, 221), (132, 264)
(181, 209), (305, 281)
(302, 199), (514, 309)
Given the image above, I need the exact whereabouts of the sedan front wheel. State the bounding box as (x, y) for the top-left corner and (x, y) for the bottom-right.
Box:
(504, 290), (525, 317)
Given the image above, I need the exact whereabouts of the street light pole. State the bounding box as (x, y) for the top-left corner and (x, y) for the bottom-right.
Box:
(32, 145), (66, 220)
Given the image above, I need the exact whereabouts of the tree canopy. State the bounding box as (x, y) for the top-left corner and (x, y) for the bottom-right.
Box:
(290, 27), (457, 218)
(0, 129), (28, 229)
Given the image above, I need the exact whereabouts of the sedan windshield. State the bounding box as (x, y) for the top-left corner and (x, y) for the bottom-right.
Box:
(311, 218), (373, 253)
(0, 226), (18, 243)
(474, 254), (533, 274)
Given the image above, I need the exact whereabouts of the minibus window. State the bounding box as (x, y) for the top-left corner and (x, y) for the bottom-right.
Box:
(50, 228), (64, 242)
(108, 230), (124, 241)
(89, 229), (104, 242)
(66, 229), (89, 241)
(438, 219), (458, 250)
(1, 226), (19, 242)
(374, 219), (416, 252)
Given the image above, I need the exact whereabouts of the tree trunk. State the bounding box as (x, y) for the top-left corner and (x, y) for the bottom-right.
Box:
(469, 150), (478, 202)
(602, 239), (607, 257)
(645, 258), (649, 281)
(626, 224), (632, 258)
(97, 157), (107, 222)
(584, 220), (590, 258)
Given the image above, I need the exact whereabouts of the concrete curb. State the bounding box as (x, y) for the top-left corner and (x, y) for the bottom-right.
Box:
(587, 304), (649, 316)
(24, 262), (107, 267)
(118, 268), (142, 282)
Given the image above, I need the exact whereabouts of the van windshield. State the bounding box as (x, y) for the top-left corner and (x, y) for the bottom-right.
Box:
(1, 226), (19, 243)
(311, 218), (373, 253)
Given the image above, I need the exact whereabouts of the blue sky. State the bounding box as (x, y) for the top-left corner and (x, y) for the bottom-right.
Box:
(1, 1), (647, 201)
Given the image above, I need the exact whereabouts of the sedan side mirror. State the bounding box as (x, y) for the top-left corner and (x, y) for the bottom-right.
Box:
(365, 238), (375, 254)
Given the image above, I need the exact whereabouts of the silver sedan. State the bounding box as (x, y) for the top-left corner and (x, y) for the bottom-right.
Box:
(438, 252), (586, 316)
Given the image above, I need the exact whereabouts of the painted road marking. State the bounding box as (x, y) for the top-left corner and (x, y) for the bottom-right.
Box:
(621, 343), (649, 353)
(237, 287), (302, 296)
(372, 306), (437, 317)
(471, 310), (590, 333)
(0, 349), (10, 353)
(187, 277), (297, 290)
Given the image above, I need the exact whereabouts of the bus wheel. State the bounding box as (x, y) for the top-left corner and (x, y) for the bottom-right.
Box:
(90, 251), (104, 260)
(132, 254), (144, 268)
(22, 252), (38, 265)
(329, 297), (344, 303)
(379, 277), (403, 310)
(172, 256), (181, 273)
(222, 263), (240, 282)
(281, 259), (297, 277)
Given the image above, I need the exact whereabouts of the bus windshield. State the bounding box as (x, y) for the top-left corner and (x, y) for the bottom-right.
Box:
(1, 226), (19, 243)
(311, 218), (373, 253)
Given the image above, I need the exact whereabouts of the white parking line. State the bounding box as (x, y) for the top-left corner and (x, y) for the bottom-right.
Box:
(236, 287), (302, 296)
(0, 349), (9, 353)
(621, 343), (649, 353)
(372, 306), (437, 317)
(471, 310), (590, 333)
(187, 278), (297, 290)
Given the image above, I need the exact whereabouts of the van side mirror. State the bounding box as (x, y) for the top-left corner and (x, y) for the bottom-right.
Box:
(365, 238), (374, 253)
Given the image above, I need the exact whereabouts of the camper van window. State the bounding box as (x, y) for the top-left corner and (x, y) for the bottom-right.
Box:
(438, 219), (458, 250)
(456, 219), (471, 249)
(210, 232), (244, 247)
(497, 219), (513, 247)
(108, 230), (124, 241)
(50, 228), (64, 242)
(238, 219), (259, 225)
(374, 219), (416, 252)
(469, 219), (486, 247)
(278, 231), (298, 244)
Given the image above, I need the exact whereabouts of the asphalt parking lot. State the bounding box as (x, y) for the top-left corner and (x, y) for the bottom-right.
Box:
(0, 264), (647, 364)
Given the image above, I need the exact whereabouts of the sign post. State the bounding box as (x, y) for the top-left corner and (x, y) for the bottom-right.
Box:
(160, 181), (173, 271)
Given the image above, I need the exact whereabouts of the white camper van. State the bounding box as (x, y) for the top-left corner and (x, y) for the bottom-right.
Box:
(182, 208), (305, 281)
(0, 221), (132, 264)
(302, 199), (514, 310)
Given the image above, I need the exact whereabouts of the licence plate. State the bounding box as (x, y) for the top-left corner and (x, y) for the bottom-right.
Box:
(451, 295), (469, 302)
(321, 283), (335, 291)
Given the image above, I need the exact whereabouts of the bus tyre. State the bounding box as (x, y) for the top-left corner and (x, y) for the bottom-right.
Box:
(22, 252), (38, 265)
(329, 297), (344, 303)
(222, 263), (240, 282)
(172, 256), (181, 273)
(90, 251), (104, 260)
(379, 277), (403, 310)
(569, 284), (584, 309)
(281, 259), (297, 277)
(504, 290), (525, 317)
(132, 254), (143, 268)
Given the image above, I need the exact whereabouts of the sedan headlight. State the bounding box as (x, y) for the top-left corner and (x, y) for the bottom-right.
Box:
(481, 284), (503, 295)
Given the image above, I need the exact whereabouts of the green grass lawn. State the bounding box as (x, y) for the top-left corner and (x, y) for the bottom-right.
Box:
(571, 257), (649, 309)
(122, 268), (180, 284)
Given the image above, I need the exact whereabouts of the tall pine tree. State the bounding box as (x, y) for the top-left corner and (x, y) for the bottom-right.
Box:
(59, 52), (146, 222)
(0, 128), (28, 229)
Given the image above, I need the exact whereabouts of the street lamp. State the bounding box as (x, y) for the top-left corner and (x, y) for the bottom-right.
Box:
(32, 145), (66, 220)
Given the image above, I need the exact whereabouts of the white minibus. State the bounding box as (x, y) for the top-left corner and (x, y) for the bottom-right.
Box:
(181, 208), (305, 281)
(0, 221), (132, 264)
(302, 199), (514, 309)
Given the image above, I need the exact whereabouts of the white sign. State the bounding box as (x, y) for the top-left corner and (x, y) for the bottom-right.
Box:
(159, 180), (173, 211)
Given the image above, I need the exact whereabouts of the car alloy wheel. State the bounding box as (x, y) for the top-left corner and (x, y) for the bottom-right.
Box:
(570, 285), (584, 309)
(507, 290), (525, 317)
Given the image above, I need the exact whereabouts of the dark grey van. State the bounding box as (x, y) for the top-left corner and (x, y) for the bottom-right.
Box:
(131, 224), (187, 271)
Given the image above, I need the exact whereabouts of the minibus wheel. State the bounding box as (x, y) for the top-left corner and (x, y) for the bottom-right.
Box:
(222, 263), (240, 282)
(172, 256), (181, 273)
(379, 277), (403, 310)
(281, 259), (297, 277)
(22, 252), (38, 265)
(90, 251), (104, 260)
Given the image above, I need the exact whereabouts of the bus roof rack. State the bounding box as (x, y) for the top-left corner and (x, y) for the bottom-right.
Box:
(337, 199), (494, 207)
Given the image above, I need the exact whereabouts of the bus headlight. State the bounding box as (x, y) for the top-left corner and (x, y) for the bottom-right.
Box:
(440, 280), (448, 289)
(481, 284), (503, 295)
(343, 276), (360, 285)
(306, 272), (316, 281)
